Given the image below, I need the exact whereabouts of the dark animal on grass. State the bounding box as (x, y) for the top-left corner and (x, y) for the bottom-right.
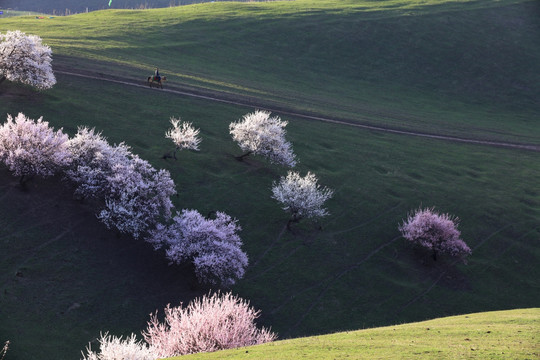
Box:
(147, 76), (167, 89)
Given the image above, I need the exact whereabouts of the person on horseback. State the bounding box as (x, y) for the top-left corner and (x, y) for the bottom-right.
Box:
(154, 67), (161, 82)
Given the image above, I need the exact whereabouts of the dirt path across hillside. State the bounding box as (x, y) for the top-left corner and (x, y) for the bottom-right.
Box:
(55, 70), (540, 152)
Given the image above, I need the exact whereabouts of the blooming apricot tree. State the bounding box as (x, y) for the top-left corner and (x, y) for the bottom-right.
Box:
(0, 113), (71, 185)
(271, 171), (333, 228)
(164, 117), (201, 159)
(0, 30), (56, 90)
(81, 333), (156, 360)
(143, 292), (276, 357)
(65, 127), (131, 199)
(65, 127), (176, 239)
(97, 156), (176, 239)
(147, 209), (248, 286)
(229, 110), (296, 167)
(398, 207), (472, 262)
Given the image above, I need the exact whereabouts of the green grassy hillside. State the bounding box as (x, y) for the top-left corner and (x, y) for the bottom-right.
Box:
(174, 309), (540, 360)
(1, 72), (538, 360)
(0, 1), (539, 359)
(2, 0), (539, 144)
(1, 0), (203, 15)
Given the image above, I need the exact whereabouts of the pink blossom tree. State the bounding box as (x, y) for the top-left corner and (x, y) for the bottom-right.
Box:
(164, 117), (201, 160)
(0, 113), (71, 185)
(271, 170), (333, 229)
(147, 209), (248, 287)
(81, 333), (156, 360)
(0, 30), (56, 90)
(398, 207), (472, 262)
(229, 110), (296, 167)
(143, 292), (276, 357)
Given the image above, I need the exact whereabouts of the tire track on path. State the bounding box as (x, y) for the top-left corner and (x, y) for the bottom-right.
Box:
(54, 70), (540, 152)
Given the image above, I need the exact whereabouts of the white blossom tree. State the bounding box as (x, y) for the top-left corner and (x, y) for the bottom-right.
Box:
(97, 155), (176, 239)
(147, 209), (248, 287)
(65, 127), (131, 200)
(65, 126), (176, 239)
(81, 333), (156, 360)
(164, 117), (201, 160)
(399, 207), (472, 262)
(229, 110), (296, 167)
(271, 171), (334, 228)
(0, 113), (71, 185)
(143, 292), (276, 357)
(0, 30), (56, 90)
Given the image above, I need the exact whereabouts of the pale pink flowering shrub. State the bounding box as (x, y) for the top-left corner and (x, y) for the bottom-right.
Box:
(147, 209), (248, 286)
(229, 110), (296, 167)
(143, 292), (276, 357)
(81, 333), (156, 360)
(399, 207), (472, 262)
(165, 117), (201, 159)
(0, 30), (56, 89)
(271, 170), (333, 228)
(0, 113), (71, 184)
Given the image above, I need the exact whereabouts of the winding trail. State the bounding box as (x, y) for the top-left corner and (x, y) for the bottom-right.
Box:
(54, 70), (540, 152)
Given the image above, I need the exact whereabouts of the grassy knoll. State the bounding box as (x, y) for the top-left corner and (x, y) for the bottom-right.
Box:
(1, 0), (539, 144)
(173, 308), (539, 359)
(0, 71), (539, 359)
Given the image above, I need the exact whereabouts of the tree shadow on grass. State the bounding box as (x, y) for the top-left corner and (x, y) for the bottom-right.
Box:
(0, 169), (205, 360)
(409, 246), (472, 292)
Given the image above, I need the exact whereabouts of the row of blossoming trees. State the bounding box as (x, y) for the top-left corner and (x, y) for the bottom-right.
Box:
(1, 30), (471, 359)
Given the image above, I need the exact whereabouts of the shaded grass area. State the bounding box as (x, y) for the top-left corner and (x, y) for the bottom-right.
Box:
(1, 0), (539, 144)
(0, 171), (204, 360)
(1, 73), (539, 359)
(175, 308), (540, 360)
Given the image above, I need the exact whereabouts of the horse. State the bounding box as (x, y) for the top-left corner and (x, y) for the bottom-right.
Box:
(147, 75), (167, 89)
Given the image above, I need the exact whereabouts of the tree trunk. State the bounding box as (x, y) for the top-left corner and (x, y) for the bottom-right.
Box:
(287, 214), (301, 231)
(235, 151), (253, 161)
(432, 249), (438, 261)
(0, 75), (6, 86)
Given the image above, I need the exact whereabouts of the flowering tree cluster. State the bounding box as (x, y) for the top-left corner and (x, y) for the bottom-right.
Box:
(147, 209), (248, 287)
(82, 293), (276, 359)
(143, 292), (276, 357)
(0, 113), (71, 185)
(165, 117), (201, 159)
(81, 333), (155, 360)
(272, 170), (333, 228)
(65, 127), (175, 239)
(0, 30), (56, 90)
(399, 207), (472, 262)
(230, 110), (296, 167)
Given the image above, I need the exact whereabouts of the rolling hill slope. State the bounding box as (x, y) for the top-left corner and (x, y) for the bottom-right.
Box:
(173, 308), (540, 360)
(0, 1), (539, 359)
(1, 0), (539, 144)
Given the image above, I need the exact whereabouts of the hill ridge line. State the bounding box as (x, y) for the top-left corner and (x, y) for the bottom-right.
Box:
(55, 70), (540, 152)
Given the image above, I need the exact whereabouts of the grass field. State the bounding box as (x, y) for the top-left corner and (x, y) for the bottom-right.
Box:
(174, 308), (540, 359)
(0, 0), (539, 359)
(2, 0), (539, 144)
